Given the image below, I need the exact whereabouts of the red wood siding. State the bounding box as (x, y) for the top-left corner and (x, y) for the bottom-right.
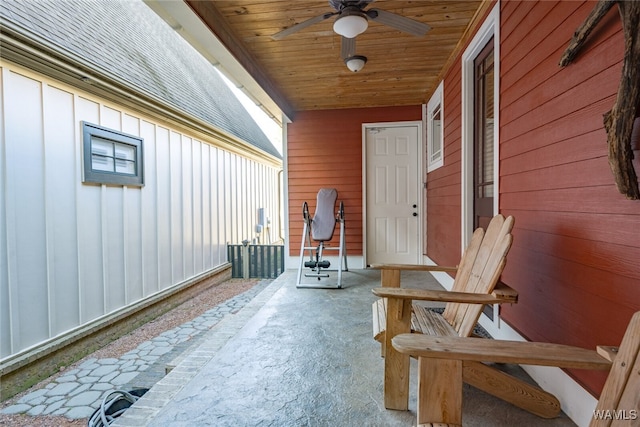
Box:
(287, 106), (421, 256)
(426, 55), (463, 267)
(426, 0), (640, 396)
(497, 0), (640, 395)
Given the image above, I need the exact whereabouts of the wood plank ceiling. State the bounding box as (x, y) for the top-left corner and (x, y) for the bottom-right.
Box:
(186, 0), (484, 116)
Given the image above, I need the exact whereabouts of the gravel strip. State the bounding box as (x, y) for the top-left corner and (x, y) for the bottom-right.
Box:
(0, 278), (265, 427)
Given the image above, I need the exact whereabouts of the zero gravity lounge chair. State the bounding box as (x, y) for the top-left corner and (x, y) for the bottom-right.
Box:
(297, 188), (348, 289)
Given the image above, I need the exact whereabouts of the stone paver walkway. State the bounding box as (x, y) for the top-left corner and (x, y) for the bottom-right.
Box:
(1, 280), (273, 420)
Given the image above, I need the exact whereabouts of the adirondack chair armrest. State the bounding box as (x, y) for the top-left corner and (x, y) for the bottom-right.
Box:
(372, 287), (517, 305)
(596, 345), (619, 363)
(392, 334), (612, 370)
(370, 263), (459, 273)
(491, 282), (518, 303)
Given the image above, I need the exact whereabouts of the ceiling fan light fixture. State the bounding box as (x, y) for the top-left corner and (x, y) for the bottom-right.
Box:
(333, 12), (368, 38)
(345, 55), (367, 72)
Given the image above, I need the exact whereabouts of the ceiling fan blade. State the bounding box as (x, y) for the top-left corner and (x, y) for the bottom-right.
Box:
(271, 12), (336, 40)
(366, 8), (431, 36)
(341, 36), (356, 60)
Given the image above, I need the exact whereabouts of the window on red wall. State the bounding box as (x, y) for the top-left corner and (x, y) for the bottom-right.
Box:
(473, 37), (495, 231)
(426, 81), (444, 172)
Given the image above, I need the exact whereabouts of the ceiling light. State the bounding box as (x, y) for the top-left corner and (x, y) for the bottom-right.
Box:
(333, 11), (368, 38)
(345, 55), (367, 72)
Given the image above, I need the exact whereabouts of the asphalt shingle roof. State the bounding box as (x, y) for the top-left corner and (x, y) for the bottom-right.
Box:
(0, 0), (282, 159)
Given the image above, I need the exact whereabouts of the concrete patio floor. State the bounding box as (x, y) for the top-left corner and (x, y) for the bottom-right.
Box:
(112, 268), (577, 427)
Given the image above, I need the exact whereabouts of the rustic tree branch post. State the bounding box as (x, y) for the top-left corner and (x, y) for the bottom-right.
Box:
(560, 0), (640, 200)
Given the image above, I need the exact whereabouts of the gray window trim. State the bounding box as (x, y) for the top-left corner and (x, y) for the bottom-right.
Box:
(82, 122), (144, 187)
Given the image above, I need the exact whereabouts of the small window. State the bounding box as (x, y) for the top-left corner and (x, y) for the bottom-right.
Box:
(426, 81), (444, 171)
(82, 122), (144, 186)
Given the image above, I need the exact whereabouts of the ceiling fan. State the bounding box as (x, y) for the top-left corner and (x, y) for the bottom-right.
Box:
(271, 0), (431, 72)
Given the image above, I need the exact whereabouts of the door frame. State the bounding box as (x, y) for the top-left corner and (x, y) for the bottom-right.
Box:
(362, 121), (424, 266)
(461, 4), (500, 249)
(461, 4), (500, 325)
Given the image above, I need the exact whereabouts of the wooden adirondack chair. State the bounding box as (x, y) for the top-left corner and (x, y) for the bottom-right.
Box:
(371, 214), (528, 412)
(392, 310), (640, 426)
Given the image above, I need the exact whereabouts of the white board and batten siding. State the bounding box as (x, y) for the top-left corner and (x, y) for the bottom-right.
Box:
(0, 62), (282, 359)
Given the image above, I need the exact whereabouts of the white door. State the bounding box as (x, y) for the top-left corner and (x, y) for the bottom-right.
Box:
(365, 124), (421, 265)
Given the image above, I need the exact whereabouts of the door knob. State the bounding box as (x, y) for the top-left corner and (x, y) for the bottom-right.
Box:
(413, 212), (418, 217)
(412, 204), (417, 208)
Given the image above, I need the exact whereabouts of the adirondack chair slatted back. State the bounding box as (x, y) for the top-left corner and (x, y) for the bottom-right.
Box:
(442, 214), (515, 337)
(591, 311), (640, 427)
